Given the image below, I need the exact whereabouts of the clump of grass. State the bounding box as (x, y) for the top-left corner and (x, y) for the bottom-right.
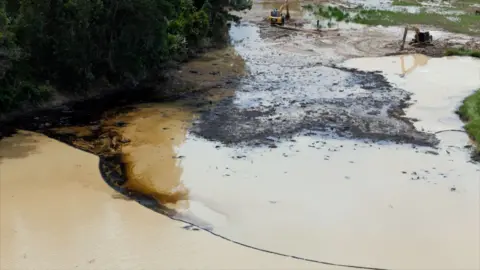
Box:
(352, 9), (480, 35)
(392, 0), (422, 6)
(445, 48), (480, 58)
(310, 5), (355, 25)
(457, 90), (480, 157)
(316, 6), (352, 22)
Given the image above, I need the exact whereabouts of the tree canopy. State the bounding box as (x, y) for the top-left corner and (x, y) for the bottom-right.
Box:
(0, 0), (251, 112)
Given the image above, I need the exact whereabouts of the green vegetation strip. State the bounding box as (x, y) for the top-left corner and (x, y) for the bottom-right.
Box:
(392, 0), (421, 7)
(458, 90), (480, 153)
(353, 10), (480, 35)
(305, 4), (480, 36)
(445, 48), (480, 58)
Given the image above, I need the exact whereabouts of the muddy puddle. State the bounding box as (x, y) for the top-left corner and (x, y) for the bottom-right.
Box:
(1, 12), (480, 270)
(343, 54), (480, 137)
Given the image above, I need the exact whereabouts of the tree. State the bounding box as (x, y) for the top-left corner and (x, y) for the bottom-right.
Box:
(0, 0), (251, 113)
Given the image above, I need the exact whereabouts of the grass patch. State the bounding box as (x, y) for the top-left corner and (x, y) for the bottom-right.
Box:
(396, 0), (478, 11)
(392, 0), (422, 6)
(304, 4), (479, 35)
(315, 6), (353, 22)
(304, 5), (356, 28)
(458, 90), (480, 156)
(445, 48), (480, 58)
(353, 9), (480, 35)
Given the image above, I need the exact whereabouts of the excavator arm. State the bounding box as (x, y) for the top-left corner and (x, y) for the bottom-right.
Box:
(406, 25), (420, 33)
(278, 1), (286, 13)
(400, 25), (420, 50)
(278, 0), (290, 19)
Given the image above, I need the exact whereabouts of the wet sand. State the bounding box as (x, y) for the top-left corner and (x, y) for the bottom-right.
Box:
(0, 131), (337, 270)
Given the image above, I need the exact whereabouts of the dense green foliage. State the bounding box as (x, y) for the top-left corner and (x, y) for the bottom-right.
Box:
(458, 90), (480, 157)
(0, 0), (251, 113)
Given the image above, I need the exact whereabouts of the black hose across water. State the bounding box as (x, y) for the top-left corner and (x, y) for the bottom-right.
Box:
(167, 214), (391, 270)
(99, 157), (391, 270)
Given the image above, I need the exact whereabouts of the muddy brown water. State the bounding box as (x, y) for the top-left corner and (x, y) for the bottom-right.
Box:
(1, 5), (480, 270)
(0, 131), (324, 270)
(177, 53), (480, 270)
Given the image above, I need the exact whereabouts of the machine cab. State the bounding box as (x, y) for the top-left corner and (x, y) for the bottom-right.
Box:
(271, 8), (279, 17)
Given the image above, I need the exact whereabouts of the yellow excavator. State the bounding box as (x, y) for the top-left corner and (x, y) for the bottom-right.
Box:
(268, 0), (290, 25)
(400, 25), (433, 50)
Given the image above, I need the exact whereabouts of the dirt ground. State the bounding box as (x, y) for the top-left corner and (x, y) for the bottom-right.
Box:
(242, 0), (480, 58)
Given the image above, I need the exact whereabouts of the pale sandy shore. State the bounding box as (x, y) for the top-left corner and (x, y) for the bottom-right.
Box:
(0, 131), (336, 270)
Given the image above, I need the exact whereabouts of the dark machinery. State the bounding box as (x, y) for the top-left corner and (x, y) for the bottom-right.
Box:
(268, 0), (290, 26)
(400, 25), (433, 50)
